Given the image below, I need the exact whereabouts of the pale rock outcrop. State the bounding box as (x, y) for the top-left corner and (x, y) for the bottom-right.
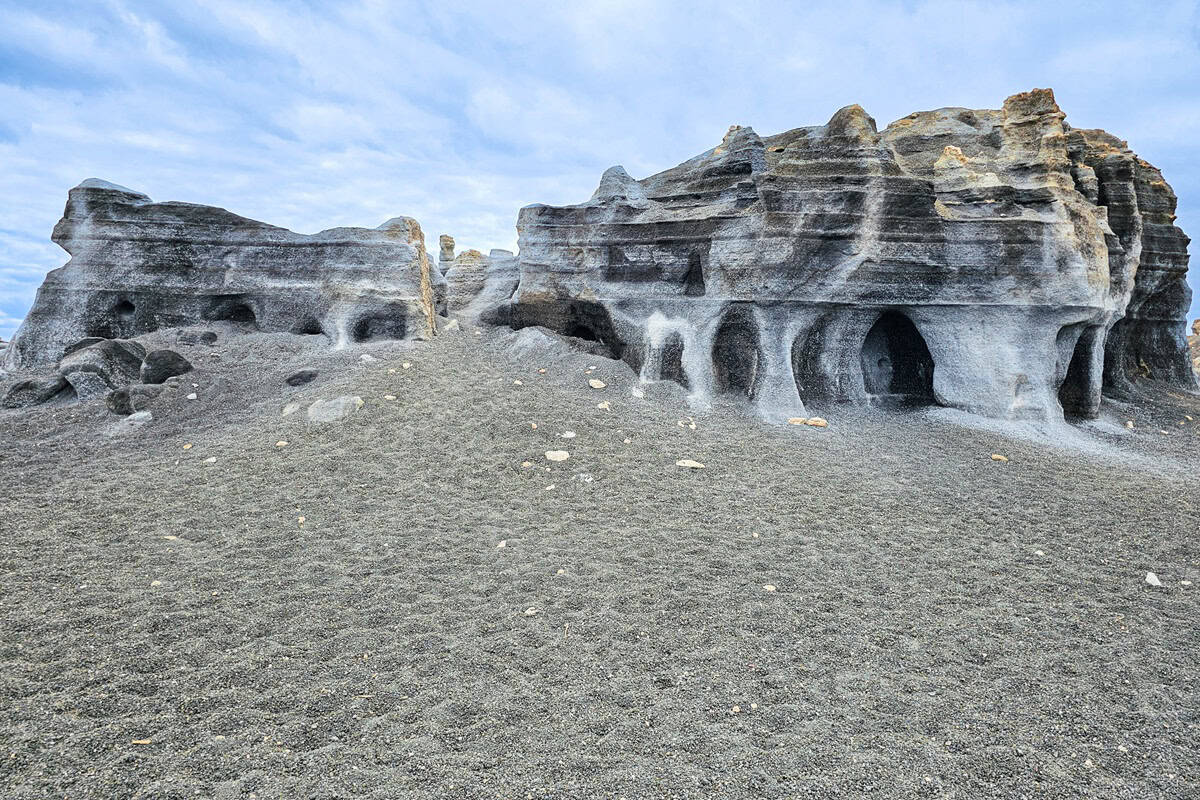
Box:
(495, 89), (1196, 422)
(443, 249), (489, 312)
(4, 180), (445, 370)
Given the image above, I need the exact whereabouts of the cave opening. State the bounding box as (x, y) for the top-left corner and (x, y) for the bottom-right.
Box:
(205, 296), (260, 330)
(683, 253), (706, 297)
(1058, 325), (1103, 419)
(513, 300), (628, 364)
(659, 331), (689, 388)
(860, 311), (935, 405)
(352, 313), (406, 343)
(712, 305), (761, 399)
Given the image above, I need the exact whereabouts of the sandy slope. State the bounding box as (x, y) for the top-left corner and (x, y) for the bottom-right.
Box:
(0, 325), (1197, 799)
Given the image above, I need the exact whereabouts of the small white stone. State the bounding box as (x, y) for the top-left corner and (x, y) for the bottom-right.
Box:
(545, 450), (570, 462)
(402, 362), (412, 369)
(560, 431), (576, 438)
(1145, 572), (1163, 587)
(588, 378), (606, 389)
(186, 392), (197, 400)
(524, 607), (539, 616)
(204, 456), (217, 463)
(763, 584), (777, 592)
(676, 459), (705, 469)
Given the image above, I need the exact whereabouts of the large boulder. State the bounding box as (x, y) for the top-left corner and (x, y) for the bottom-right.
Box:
(140, 349), (192, 384)
(57, 338), (146, 399)
(3, 180), (446, 369)
(2, 375), (73, 409)
(443, 249), (489, 312)
(501, 89), (1195, 422)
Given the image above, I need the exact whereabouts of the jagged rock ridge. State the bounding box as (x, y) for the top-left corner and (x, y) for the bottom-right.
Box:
(494, 89), (1195, 421)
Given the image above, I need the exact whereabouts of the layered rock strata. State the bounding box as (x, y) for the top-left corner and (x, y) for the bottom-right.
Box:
(5, 180), (444, 369)
(496, 89), (1195, 421)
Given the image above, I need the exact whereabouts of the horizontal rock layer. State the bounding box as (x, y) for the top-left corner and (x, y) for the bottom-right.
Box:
(499, 89), (1195, 421)
(5, 180), (444, 369)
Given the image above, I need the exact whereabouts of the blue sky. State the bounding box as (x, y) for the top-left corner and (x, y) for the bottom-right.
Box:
(1, 0), (1198, 340)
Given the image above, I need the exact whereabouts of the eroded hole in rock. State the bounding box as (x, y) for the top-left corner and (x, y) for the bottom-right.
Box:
(114, 300), (136, 337)
(295, 319), (324, 336)
(712, 305), (761, 399)
(1058, 325), (1103, 419)
(352, 314), (406, 343)
(205, 296), (260, 330)
(861, 311), (935, 404)
(512, 300), (627, 364)
(683, 253), (706, 297)
(659, 332), (689, 388)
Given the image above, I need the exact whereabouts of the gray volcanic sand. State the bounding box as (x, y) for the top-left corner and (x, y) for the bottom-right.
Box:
(1, 325), (1198, 799)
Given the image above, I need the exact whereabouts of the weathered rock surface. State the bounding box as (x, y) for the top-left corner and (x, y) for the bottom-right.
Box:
(106, 384), (164, 416)
(5, 179), (444, 369)
(140, 349), (192, 384)
(443, 249), (489, 312)
(2, 374), (73, 408)
(496, 89), (1196, 421)
(58, 338), (146, 399)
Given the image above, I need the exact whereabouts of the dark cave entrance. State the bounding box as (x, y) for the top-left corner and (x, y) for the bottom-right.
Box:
(712, 305), (761, 399)
(512, 300), (628, 364)
(659, 331), (689, 388)
(1058, 325), (1103, 419)
(352, 313), (406, 343)
(860, 311), (935, 404)
(683, 253), (706, 297)
(205, 295), (260, 330)
(113, 300), (136, 338)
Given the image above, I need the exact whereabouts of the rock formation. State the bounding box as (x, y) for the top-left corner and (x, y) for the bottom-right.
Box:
(492, 89), (1196, 422)
(4, 179), (444, 370)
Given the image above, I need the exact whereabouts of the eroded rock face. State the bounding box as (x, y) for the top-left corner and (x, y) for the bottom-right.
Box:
(5, 180), (445, 369)
(500, 89), (1195, 421)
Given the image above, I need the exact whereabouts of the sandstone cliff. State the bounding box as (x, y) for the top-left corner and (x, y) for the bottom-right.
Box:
(5, 180), (444, 369)
(496, 89), (1195, 422)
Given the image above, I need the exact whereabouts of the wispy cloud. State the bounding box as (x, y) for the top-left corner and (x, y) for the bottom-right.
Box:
(0, 0), (1197, 339)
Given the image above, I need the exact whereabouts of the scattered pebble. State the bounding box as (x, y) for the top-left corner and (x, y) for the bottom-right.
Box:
(131, 739), (152, 746)
(623, 438), (632, 444)
(530, 422), (538, 429)
(513, 379), (523, 385)
(150, 580), (162, 587)
(560, 431), (576, 438)
(597, 401), (610, 410)
(804, 417), (828, 428)
(752, 533), (759, 539)
(204, 456), (217, 463)
(1145, 572), (1162, 587)
(544, 484), (556, 490)
(731, 706), (740, 714)
(588, 378), (606, 389)
(538, 368), (547, 374)
(787, 417), (807, 425)
(403, 362), (412, 369)
(555, 569), (565, 575)
(1125, 420), (1135, 429)
(677, 417), (697, 430)
(763, 584), (777, 592)
(387, 368), (396, 374)
(991, 454), (1009, 462)
(186, 392), (197, 400)
(521, 461), (533, 468)
(384, 394), (396, 400)
(524, 607), (539, 617)
(497, 540), (507, 549)
(1035, 550), (1045, 556)
(545, 450), (570, 462)
(676, 459), (706, 469)
(1182, 580), (1192, 586)
(298, 516), (306, 525)
(182, 443), (193, 450)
